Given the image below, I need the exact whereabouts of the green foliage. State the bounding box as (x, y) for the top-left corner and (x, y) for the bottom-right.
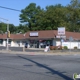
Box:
(0, 23), (29, 34)
(19, 3), (42, 31)
(74, 46), (77, 49)
(0, 23), (6, 33)
(0, 0), (80, 33)
(63, 46), (68, 49)
(9, 24), (16, 33)
(19, 1), (80, 32)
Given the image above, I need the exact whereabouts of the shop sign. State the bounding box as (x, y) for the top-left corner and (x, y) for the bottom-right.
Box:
(58, 27), (65, 35)
(30, 32), (38, 36)
(69, 37), (74, 41)
(56, 35), (66, 39)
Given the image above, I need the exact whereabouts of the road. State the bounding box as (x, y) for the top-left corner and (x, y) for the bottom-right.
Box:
(0, 53), (80, 80)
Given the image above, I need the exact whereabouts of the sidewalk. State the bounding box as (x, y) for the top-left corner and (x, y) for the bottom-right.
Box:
(0, 49), (80, 55)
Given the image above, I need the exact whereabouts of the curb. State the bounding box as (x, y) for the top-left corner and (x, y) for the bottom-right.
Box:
(0, 50), (80, 55)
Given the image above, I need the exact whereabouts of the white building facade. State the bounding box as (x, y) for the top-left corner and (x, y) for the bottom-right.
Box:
(0, 30), (80, 49)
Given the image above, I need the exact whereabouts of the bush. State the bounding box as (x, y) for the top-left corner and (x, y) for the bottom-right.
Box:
(74, 46), (77, 49)
(57, 46), (62, 50)
(50, 46), (57, 50)
(50, 46), (62, 50)
(63, 46), (68, 49)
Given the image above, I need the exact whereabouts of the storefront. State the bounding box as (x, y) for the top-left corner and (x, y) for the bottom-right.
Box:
(0, 30), (80, 49)
(25, 31), (55, 48)
(27, 39), (53, 48)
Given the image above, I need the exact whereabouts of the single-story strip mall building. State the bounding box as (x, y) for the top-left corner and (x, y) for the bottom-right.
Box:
(0, 30), (80, 49)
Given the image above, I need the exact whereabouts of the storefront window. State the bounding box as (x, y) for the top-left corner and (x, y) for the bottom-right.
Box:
(39, 40), (52, 48)
(29, 40), (39, 48)
(22, 41), (26, 45)
(0, 39), (3, 44)
(9, 39), (11, 44)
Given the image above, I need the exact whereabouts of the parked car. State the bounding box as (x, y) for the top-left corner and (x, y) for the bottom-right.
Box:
(25, 43), (28, 48)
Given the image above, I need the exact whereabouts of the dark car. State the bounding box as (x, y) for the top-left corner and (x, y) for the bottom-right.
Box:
(25, 43), (28, 48)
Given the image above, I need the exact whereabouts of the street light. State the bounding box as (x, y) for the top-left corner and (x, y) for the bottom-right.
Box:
(0, 17), (9, 50)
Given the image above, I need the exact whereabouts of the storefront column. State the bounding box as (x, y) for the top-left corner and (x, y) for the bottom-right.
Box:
(3, 40), (6, 46)
(52, 39), (56, 46)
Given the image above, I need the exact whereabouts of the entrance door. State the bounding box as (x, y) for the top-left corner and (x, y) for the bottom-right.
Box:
(30, 40), (39, 48)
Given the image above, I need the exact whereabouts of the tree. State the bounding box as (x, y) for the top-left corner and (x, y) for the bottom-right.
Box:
(19, 1), (80, 32)
(19, 3), (42, 31)
(0, 22), (7, 33)
(67, 0), (80, 32)
(41, 4), (67, 30)
(16, 24), (29, 33)
(9, 24), (16, 33)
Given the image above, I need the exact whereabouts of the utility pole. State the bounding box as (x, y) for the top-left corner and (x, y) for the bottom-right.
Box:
(0, 17), (9, 50)
(6, 20), (9, 50)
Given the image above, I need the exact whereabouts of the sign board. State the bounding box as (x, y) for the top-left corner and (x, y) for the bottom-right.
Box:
(58, 27), (65, 35)
(69, 37), (74, 41)
(61, 39), (64, 42)
(78, 42), (80, 49)
(56, 35), (60, 38)
(30, 32), (38, 36)
(44, 46), (50, 52)
(56, 35), (66, 39)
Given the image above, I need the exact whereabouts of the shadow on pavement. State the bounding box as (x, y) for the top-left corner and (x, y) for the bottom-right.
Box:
(18, 55), (73, 80)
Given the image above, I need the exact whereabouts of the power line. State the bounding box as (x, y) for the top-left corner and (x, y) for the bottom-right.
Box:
(0, 6), (21, 12)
